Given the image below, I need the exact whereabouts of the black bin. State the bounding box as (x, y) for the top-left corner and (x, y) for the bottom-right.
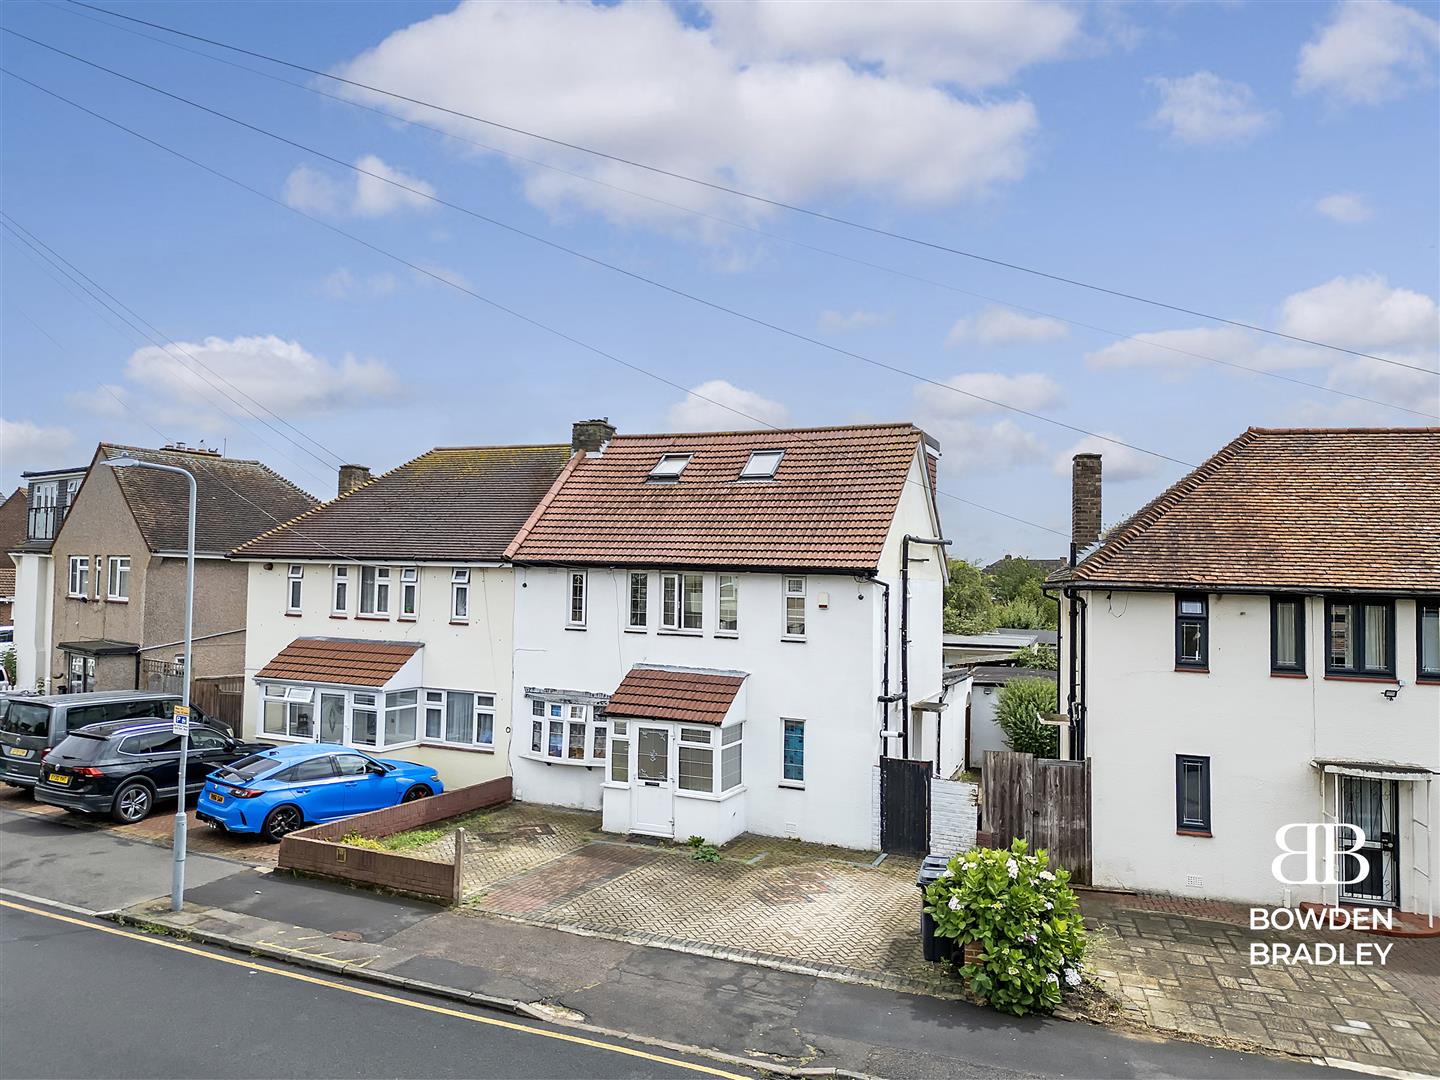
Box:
(917, 854), (956, 963)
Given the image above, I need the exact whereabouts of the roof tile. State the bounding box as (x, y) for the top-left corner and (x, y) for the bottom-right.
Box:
(605, 666), (745, 726)
(255, 637), (421, 687)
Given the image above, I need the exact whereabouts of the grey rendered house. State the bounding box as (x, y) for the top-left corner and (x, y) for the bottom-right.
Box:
(48, 444), (315, 693)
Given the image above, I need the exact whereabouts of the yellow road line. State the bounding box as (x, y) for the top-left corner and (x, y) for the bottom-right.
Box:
(0, 898), (749, 1079)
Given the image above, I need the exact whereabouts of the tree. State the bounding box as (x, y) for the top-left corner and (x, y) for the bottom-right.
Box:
(943, 559), (996, 634)
(995, 677), (1061, 757)
(1013, 643), (1059, 670)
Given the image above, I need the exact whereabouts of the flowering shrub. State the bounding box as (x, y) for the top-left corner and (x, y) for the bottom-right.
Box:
(924, 839), (1086, 1015)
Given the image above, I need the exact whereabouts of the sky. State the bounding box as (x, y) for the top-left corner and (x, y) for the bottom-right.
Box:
(2, 0), (1438, 561)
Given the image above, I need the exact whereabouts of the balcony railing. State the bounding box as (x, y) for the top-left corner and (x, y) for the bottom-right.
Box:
(26, 504), (66, 542)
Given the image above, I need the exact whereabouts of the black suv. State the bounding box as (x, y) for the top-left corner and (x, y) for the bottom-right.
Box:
(36, 720), (273, 823)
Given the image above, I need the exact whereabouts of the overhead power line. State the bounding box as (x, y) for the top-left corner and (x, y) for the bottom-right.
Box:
(2, 65), (1072, 539)
(40, 3), (1437, 421)
(3, 31), (1195, 470)
(62, 0), (1440, 378)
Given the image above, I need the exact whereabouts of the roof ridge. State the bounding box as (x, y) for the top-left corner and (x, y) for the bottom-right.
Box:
(429, 443), (571, 452)
(1247, 426), (1440, 435)
(612, 421), (919, 441)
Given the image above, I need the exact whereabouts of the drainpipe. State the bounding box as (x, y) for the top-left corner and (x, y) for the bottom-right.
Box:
(1076, 591), (1089, 760)
(899, 535), (950, 759)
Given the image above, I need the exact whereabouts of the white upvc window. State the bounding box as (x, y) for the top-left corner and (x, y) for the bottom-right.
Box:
(718, 575), (739, 635)
(94, 554), (103, 599)
(351, 692), (379, 746)
(721, 723), (744, 792)
(451, 568), (470, 622)
(568, 571), (587, 627)
(678, 726), (714, 792)
(399, 567), (419, 619)
(661, 572), (704, 632)
(530, 698), (606, 766)
(68, 556), (89, 598)
(359, 566), (391, 616)
(783, 576), (807, 639)
(423, 689), (496, 748)
(332, 566), (350, 615)
(262, 684), (315, 740)
(287, 564), (304, 612)
(106, 556), (130, 601)
(628, 572), (648, 630)
(609, 720), (629, 783)
(384, 690), (419, 745)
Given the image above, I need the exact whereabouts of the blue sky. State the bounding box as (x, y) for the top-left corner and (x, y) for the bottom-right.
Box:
(3, 0), (1437, 560)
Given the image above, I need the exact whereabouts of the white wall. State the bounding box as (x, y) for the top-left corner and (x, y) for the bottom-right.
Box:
(240, 560), (516, 790)
(11, 554), (53, 692)
(1071, 589), (1440, 914)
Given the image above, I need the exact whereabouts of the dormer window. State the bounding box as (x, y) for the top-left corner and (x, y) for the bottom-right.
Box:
(739, 450), (783, 480)
(648, 453), (692, 482)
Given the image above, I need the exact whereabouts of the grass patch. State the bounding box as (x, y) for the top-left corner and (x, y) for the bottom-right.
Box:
(340, 831), (387, 852)
(369, 810), (494, 853)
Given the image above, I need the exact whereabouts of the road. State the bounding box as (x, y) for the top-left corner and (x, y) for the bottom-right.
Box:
(0, 897), (750, 1080)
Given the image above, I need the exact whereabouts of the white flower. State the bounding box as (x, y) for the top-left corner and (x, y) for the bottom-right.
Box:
(1006, 858), (1019, 879)
(947, 895), (961, 911)
(1064, 968), (1082, 987)
(1045, 972), (1059, 987)
(1044, 900), (1053, 910)
(1038, 870), (1055, 882)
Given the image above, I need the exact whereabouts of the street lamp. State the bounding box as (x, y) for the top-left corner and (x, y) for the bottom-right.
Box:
(102, 456), (195, 913)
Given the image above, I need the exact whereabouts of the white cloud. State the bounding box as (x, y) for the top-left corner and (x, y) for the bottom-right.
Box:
(667, 379), (791, 432)
(915, 372), (1065, 418)
(1314, 192), (1375, 223)
(65, 384), (130, 417)
(911, 372), (1061, 471)
(705, 2), (1082, 89)
(1279, 274), (1438, 353)
(819, 309), (888, 332)
(926, 417), (1047, 471)
(1297, 0), (1440, 105)
(1149, 71), (1274, 145)
(123, 335), (399, 421)
(947, 307), (1068, 346)
(1052, 434), (1160, 484)
(282, 156), (436, 218)
(332, 3), (1042, 230)
(1, 417), (75, 476)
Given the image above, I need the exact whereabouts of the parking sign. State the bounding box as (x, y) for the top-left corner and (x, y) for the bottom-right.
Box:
(172, 704), (190, 736)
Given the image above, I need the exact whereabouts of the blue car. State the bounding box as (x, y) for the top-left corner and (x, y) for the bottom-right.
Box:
(196, 743), (443, 842)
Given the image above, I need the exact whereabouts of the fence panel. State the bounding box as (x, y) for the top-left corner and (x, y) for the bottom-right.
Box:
(981, 751), (1091, 884)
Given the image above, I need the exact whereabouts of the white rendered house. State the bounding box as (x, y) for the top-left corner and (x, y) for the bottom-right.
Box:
(8, 464), (87, 692)
(1053, 429), (1440, 916)
(506, 422), (949, 851)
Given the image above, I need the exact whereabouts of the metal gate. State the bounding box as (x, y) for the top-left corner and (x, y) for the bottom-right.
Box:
(880, 757), (931, 856)
(981, 751), (1091, 884)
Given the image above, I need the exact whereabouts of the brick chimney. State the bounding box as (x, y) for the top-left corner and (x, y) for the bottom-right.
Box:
(571, 418), (617, 454)
(338, 464), (372, 497)
(1071, 453), (1102, 548)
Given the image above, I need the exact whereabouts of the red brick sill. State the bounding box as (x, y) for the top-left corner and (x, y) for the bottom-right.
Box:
(1173, 666), (1209, 674)
(1176, 829), (1213, 838)
(1270, 671), (1308, 679)
(1324, 674), (1399, 684)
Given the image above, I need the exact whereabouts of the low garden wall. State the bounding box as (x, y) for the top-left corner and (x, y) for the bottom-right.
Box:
(277, 777), (512, 903)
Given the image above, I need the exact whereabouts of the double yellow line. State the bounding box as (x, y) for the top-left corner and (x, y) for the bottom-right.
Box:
(0, 898), (749, 1079)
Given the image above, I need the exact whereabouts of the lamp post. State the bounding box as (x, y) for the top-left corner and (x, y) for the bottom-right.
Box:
(102, 456), (195, 913)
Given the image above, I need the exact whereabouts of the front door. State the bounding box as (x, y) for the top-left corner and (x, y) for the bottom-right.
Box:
(631, 725), (673, 837)
(1340, 776), (1400, 906)
(318, 693), (346, 744)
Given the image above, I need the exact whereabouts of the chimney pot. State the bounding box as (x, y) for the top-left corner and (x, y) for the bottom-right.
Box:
(571, 418), (617, 454)
(338, 464), (372, 497)
(1071, 453), (1102, 549)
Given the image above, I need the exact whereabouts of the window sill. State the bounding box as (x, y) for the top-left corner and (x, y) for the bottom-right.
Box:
(449, 620), (470, 626)
(284, 612), (303, 618)
(398, 616), (417, 623)
(528, 753), (602, 768)
(106, 597), (129, 604)
(329, 614), (349, 620)
(658, 629), (703, 637)
(1417, 675), (1440, 685)
(355, 614), (391, 622)
(1176, 829), (1213, 838)
(565, 625), (587, 632)
(779, 780), (806, 790)
(1173, 665), (1209, 674)
(1323, 673), (1399, 684)
(421, 742), (494, 755)
(781, 636), (807, 644)
(1270, 670), (1308, 679)
(676, 784), (746, 803)
(715, 631), (739, 639)
(623, 627), (648, 634)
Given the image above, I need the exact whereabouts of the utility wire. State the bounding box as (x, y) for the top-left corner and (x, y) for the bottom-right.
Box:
(3, 30), (1194, 469)
(62, 0), (1440, 378)
(40, 1), (1436, 421)
(2, 65), (1071, 539)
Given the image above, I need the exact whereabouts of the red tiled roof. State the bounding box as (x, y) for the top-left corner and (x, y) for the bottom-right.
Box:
(605, 666), (745, 726)
(255, 638), (421, 687)
(1060, 428), (1440, 592)
(507, 424), (927, 571)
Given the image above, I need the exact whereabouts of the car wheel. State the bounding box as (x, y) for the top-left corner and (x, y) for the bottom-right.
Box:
(261, 804), (304, 843)
(111, 782), (154, 824)
(401, 784), (432, 803)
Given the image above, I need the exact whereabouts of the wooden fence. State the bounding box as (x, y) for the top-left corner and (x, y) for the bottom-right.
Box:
(192, 676), (244, 735)
(981, 751), (1091, 884)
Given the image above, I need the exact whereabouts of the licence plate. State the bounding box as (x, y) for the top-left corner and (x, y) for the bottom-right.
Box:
(48, 773), (70, 785)
(207, 792), (225, 804)
(7, 747), (28, 757)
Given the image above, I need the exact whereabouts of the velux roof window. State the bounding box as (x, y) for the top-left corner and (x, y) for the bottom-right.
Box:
(739, 450), (784, 480)
(648, 453), (692, 482)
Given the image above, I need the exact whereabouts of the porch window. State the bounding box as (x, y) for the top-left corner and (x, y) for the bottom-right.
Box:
(332, 566), (350, 615)
(351, 693), (378, 746)
(782, 719), (805, 784)
(628, 572), (648, 629)
(106, 556), (130, 601)
(1174, 594), (1208, 669)
(784, 577), (806, 639)
(1325, 598), (1395, 677)
(1420, 601), (1440, 683)
(400, 567), (418, 619)
(262, 685), (314, 739)
(68, 556), (88, 598)
(720, 723), (743, 791)
(287, 565), (304, 612)
(1270, 595), (1305, 675)
(678, 726), (714, 792)
(718, 575), (739, 635)
(610, 721), (629, 782)
(451, 568), (470, 621)
(384, 691), (418, 745)
(568, 571), (587, 627)
(359, 567), (391, 616)
(1175, 755), (1211, 835)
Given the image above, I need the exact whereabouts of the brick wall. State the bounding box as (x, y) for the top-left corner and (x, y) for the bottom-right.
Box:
(1071, 452), (1102, 547)
(278, 777), (511, 903)
(930, 776), (979, 857)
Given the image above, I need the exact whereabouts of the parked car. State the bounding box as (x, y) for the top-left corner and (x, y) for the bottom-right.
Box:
(196, 743), (443, 842)
(0, 691), (209, 792)
(35, 719), (272, 823)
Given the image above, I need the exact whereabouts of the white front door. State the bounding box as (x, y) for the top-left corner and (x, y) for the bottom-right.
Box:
(632, 725), (674, 836)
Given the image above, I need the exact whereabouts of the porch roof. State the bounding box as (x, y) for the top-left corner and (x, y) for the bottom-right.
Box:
(58, 639), (139, 657)
(1312, 758), (1439, 782)
(255, 637), (422, 688)
(606, 665), (745, 726)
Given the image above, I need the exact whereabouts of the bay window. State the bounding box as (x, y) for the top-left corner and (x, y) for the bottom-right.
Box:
(1326, 597), (1395, 677)
(400, 567), (418, 619)
(359, 567), (391, 616)
(531, 698), (606, 765)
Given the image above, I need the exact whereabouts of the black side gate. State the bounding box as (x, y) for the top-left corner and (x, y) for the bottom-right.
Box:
(880, 757), (931, 856)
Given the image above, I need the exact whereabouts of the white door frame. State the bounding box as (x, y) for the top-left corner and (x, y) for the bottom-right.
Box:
(631, 724), (675, 837)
